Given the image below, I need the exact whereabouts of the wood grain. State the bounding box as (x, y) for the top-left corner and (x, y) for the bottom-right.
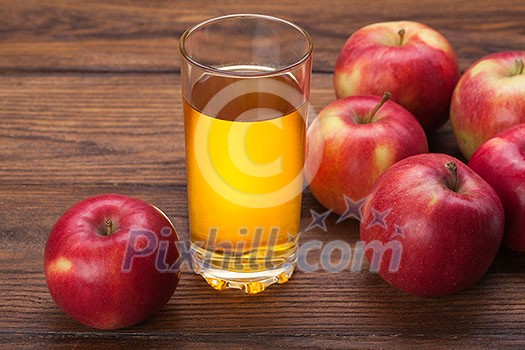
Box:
(1, 0), (525, 348)
(0, 73), (458, 187)
(1, 0), (524, 73)
(1, 187), (525, 349)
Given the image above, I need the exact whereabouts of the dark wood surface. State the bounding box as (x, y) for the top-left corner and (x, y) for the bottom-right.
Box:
(1, 1), (524, 348)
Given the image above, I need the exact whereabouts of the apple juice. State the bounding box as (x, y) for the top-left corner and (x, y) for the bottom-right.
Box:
(183, 67), (307, 292)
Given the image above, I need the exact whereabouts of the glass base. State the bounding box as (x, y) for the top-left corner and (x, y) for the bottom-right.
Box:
(190, 244), (297, 294)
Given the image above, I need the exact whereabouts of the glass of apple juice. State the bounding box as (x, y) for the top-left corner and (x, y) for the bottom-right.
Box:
(179, 14), (313, 294)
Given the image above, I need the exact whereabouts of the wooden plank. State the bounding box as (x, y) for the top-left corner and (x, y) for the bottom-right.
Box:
(1, 334), (524, 350)
(1, 0), (524, 73)
(0, 183), (329, 256)
(0, 184), (524, 348)
(0, 73), (458, 187)
(2, 333), (523, 350)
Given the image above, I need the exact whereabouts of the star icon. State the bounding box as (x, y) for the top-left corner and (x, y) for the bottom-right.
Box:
(287, 231), (299, 244)
(390, 224), (405, 240)
(336, 195), (367, 223)
(367, 207), (391, 229)
(305, 208), (332, 232)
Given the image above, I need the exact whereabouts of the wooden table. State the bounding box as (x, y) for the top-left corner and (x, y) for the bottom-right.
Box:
(1, 1), (524, 348)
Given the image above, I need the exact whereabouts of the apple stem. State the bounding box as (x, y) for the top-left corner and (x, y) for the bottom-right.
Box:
(398, 29), (406, 45)
(445, 161), (459, 192)
(515, 59), (524, 75)
(104, 219), (113, 236)
(365, 92), (391, 124)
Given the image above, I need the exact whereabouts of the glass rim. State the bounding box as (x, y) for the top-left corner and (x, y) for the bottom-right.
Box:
(179, 13), (314, 78)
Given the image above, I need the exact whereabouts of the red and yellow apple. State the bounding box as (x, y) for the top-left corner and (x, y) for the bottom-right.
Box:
(334, 21), (460, 132)
(450, 51), (525, 159)
(304, 93), (428, 215)
(469, 124), (525, 252)
(45, 194), (181, 330)
(360, 153), (504, 297)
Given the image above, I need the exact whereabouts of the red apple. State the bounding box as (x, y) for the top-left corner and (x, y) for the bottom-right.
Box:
(334, 21), (460, 132)
(304, 93), (428, 215)
(469, 124), (525, 252)
(450, 51), (525, 159)
(45, 194), (181, 330)
(360, 153), (504, 297)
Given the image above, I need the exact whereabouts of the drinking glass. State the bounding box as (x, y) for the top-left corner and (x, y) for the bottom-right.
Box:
(180, 14), (313, 294)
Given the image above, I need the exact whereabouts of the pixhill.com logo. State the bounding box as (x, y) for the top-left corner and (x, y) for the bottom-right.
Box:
(120, 195), (404, 275)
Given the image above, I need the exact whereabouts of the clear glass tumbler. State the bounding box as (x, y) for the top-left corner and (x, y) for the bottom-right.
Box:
(180, 14), (313, 294)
